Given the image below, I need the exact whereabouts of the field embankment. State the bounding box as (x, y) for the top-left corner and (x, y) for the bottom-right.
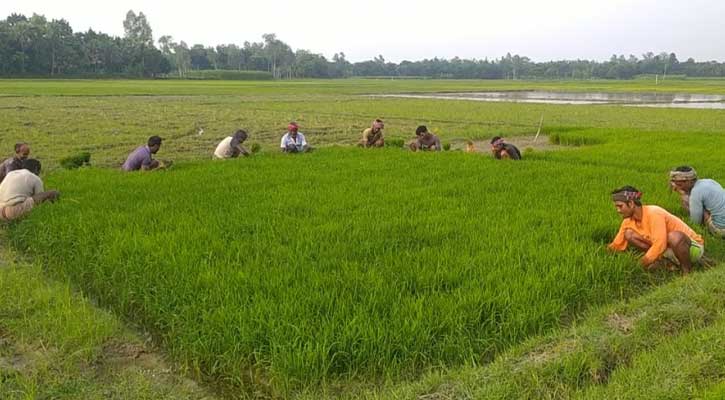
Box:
(0, 243), (215, 399)
(349, 263), (725, 400)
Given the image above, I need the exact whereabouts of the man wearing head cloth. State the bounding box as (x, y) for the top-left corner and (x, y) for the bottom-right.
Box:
(359, 119), (385, 148)
(280, 122), (311, 153)
(669, 166), (725, 238)
(608, 185), (704, 274)
(490, 136), (521, 160)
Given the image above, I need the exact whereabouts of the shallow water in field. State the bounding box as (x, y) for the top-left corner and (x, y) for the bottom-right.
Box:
(376, 91), (725, 109)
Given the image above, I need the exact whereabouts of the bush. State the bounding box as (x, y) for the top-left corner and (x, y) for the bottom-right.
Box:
(443, 142), (451, 151)
(59, 152), (91, 169)
(549, 133), (603, 146)
(180, 70), (273, 81)
(386, 138), (406, 148)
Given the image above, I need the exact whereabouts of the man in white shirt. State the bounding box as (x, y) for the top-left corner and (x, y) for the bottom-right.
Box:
(280, 122), (312, 153)
(214, 129), (250, 159)
(0, 159), (60, 222)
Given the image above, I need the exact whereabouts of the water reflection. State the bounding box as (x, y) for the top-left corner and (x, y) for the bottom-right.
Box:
(376, 91), (725, 109)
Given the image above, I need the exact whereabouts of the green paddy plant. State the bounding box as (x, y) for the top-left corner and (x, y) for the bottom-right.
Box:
(4, 78), (725, 398)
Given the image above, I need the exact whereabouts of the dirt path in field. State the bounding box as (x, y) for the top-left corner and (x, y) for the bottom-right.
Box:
(0, 235), (216, 399)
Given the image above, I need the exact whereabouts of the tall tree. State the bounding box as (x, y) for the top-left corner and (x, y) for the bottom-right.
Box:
(123, 10), (154, 75)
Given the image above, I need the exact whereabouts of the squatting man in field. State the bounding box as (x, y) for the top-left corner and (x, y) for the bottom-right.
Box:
(359, 119), (385, 148)
(0, 159), (59, 222)
(0, 142), (31, 183)
(280, 122), (312, 153)
(409, 125), (441, 151)
(669, 166), (725, 238)
(608, 186), (704, 275)
(214, 129), (250, 159)
(490, 136), (522, 160)
(122, 135), (169, 171)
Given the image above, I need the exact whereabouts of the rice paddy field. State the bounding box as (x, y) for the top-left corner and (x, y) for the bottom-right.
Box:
(2, 78), (725, 398)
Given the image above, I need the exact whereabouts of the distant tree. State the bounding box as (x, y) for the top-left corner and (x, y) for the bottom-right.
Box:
(172, 41), (191, 76)
(262, 33), (294, 78)
(189, 44), (209, 70)
(123, 10), (154, 75)
(47, 19), (76, 75)
(293, 50), (328, 78)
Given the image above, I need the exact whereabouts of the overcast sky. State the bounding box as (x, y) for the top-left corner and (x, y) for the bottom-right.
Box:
(4, 0), (724, 63)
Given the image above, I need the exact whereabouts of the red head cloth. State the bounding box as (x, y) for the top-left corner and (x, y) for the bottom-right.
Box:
(373, 120), (384, 129)
(288, 123), (299, 132)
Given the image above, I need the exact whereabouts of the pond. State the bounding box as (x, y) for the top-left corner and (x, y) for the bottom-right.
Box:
(375, 91), (725, 109)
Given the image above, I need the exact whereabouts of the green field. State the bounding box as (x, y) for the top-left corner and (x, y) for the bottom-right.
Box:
(2, 79), (725, 398)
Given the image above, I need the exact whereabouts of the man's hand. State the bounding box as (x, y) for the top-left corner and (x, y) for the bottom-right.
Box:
(33, 190), (60, 204)
(47, 190), (60, 202)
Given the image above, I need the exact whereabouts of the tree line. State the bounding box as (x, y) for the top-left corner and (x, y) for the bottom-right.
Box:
(2, 11), (725, 79)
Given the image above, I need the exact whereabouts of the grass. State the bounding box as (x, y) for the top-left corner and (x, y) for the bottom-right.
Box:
(3, 78), (725, 97)
(2, 78), (725, 398)
(2, 83), (725, 172)
(8, 148), (725, 397)
(0, 242), (214, 399)
(362, 264), (725, 400)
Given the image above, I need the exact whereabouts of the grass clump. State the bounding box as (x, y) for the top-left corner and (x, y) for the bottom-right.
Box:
(59, 152), (91, 170)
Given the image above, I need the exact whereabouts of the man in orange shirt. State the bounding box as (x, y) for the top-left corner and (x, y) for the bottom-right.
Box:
(608, 186), (704, 274)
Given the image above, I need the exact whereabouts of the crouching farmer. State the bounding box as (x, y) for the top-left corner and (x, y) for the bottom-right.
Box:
(0, 159), (60, 222)
(122, 135), (167, 171)
(608, 186), (704, 275)
(359, 119), (385, 148)
(409, 125), (441, 152)
(669, 166), (725, 238)
(280, 122), (312, 153)
(214, 129), (250, 159)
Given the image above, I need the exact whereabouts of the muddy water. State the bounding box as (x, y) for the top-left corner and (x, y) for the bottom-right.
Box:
(376, 91), (725, 109)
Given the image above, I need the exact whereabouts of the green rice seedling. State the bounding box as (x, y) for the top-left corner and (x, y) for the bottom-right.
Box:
(385, 138), (405, 148)
(59, 152), (91, 169)
(4, 78), (725, 397)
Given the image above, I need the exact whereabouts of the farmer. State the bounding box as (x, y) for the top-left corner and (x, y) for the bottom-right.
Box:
(280, 122), (311, 153)
(608, 186), (704, 274)
(359, 119), (385, 148)
(122, 136), (166, 171)
(0, 159), (59, 222)
(669, 166), (725, 238)
(409, 125), (441, 151)
(0, 143), (31, 183)
(490, 136), (521, 160)
(214, 129), (250, 159)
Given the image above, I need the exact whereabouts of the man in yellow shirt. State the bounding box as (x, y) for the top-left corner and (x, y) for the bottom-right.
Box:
(359, 119), (385, 148)
(608, 186), (704, 274)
